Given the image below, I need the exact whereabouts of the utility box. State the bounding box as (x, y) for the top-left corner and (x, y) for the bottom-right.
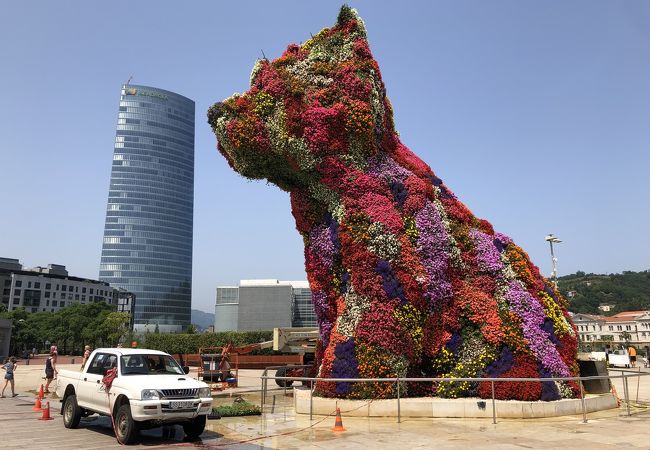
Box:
(578, 360), (610, 394)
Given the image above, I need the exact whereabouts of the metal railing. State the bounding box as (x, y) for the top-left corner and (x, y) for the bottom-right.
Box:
(260, 366), (650, 424)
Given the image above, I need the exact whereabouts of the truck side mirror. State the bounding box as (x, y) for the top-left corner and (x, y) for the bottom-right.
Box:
(183, 366), (190, 374)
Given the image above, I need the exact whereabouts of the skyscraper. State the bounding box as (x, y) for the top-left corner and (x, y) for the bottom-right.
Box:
(100, 84), (195, 332)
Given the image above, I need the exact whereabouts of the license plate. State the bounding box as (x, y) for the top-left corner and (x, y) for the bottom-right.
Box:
(169, 401), (195, 409)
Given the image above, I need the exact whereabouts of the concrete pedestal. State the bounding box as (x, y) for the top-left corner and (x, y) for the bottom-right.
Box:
(294, 387), (618, 418)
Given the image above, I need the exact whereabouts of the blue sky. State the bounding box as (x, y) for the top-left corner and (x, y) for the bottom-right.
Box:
(1, 1), (648, 313)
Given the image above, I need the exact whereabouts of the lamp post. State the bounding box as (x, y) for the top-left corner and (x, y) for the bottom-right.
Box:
(545, 234), (562, 287)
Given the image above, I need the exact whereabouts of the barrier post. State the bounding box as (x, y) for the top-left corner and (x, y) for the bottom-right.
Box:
(491, 380), (496, 425)
(310, 379), (314, 421)
(271, 394), (276, 413)
(636, 367), (640, 403)
(624, 373), (631, 416)
(579, 378), (587, 423)
(397, 377), (401, 424)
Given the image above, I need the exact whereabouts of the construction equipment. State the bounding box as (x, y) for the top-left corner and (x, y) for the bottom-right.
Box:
(198, 327), (318, 391)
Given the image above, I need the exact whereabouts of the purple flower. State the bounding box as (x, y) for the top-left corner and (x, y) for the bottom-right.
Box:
(415, 202), (453, 307)
(470, 228), (504, 274)
(332, 338), (359, 394)
(309, 224), (336, 269)
(504, 281), (570, 377)
(485, 346), (514, 377)
(375, 260), (406, 304)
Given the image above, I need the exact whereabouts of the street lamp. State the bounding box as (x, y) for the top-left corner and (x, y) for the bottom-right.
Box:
(545, 234), (562, 287)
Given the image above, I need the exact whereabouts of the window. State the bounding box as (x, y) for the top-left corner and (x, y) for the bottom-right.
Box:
(46, 283), (51, 290)
(28, 282), (32, 288)
(52, 301), (58, 307)
(46, 300), (49, 306)
(90, 288), (94, 294)
(61, 285), (66, 292)
(76, 286), (79, 293)
(609, 326), (613, 331)
(15, 281), (22, 287)
(82, 287), (86, 293)
(52, 292), (56, 299)
(60, 301), (66, 307)
(87, 353), (117, 375)
(626, 325), (631, 331)
(56, 284), (59, 290)
(81, 295), (86, 301)
(34, 282), (40, 289)
(44, 292), (50, 298)
(75, 294), (79, 300)
(14, 289), (21, 296)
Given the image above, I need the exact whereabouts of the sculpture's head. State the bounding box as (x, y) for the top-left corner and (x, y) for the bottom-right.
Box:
(208, 6), (396, 192)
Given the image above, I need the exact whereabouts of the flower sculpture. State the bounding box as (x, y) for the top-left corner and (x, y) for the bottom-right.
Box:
(208, 6), (579, 401)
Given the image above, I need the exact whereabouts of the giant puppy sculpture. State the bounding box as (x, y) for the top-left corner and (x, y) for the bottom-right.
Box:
(208, 6), (579, 401)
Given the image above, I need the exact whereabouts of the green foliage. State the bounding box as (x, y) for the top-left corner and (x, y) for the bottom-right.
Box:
(213, 400), (261, 417)
(0, 303), (124, 355)
(143, 330), (273, 355)
(558, 270), (650, 314)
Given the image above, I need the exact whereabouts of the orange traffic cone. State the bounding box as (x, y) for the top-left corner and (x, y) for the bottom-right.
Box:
(38, 384), (44, 400)
(32, 396), (43, 411)
(39, 401), (53, 420)
(332, 407), (346, 432)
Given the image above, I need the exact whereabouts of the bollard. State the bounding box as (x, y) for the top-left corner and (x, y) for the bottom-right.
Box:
(624, 374), (631, 416)
(579, 379), (587, 423)
(491, 380), (496, 425)
(310, 380), (314, 421)
(396, 378), (401, 424)
(271, 394), (276, 413)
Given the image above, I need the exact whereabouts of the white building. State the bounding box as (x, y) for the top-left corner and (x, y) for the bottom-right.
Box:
(572, 311), (650, 348)
(1, 257), (129, 313)
(215, 279), (316, 332)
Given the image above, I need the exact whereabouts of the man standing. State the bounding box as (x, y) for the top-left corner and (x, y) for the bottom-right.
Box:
(628, 346), (637, 368)
(81, 345), (91, 370)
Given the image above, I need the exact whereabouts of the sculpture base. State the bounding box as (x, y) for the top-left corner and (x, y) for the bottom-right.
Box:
(294, 387), (618, 418)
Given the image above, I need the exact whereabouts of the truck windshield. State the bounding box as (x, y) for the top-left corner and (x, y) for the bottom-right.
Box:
(120, 354), (184, 375)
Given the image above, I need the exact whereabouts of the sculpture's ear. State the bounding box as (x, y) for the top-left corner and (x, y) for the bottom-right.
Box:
(336, 5), (368, 40)
(249, 58), (269, 87)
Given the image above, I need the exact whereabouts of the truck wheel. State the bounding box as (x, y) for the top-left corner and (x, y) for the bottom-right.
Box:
(115, 404), (139, 444)
(182, 415), (206, 439)
(63, 394), (82, 428)
(275, 367), (294, 387)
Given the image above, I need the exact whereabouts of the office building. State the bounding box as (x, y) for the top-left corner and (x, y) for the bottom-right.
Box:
(99, 84), (195, 333)
(214, 279), (316, 331)
(1, 258), (126, 313)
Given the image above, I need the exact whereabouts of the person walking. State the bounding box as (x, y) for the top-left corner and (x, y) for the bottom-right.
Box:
(81, 345), (91, 370)
(44, 351), (57, 394)
(1, 357), (18, 398)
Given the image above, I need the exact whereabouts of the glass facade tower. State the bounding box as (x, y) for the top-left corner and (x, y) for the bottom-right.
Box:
(99, 84), (195, 332)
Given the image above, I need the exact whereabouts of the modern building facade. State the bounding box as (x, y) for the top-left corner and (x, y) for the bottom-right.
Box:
(1, 258), (123, 313)
(214, 280), (316, 332)
(99, 84), (195, 333)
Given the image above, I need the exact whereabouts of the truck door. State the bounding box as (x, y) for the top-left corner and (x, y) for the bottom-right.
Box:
(80, 352), (116, 412)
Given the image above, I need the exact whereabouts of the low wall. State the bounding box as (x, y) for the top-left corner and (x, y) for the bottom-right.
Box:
(294, 387), (618, 418)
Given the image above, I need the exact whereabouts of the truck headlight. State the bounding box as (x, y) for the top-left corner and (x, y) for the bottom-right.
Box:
(198, 387), (211, 398)
(141, 389), (160, 400)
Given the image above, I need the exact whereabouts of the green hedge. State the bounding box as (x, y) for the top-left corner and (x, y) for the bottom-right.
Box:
(142, 331), (273, 355)
(213, 401), (261, 417)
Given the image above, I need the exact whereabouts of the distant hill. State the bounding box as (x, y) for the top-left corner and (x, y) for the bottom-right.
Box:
(191, 308), (215, 330)
(558, 270), (650, 315)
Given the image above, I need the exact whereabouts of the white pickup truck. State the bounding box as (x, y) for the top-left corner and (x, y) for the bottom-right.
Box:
(56, 348), (213, 444)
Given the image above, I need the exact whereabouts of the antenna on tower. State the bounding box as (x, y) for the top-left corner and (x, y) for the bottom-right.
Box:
(125, 75), (133, 86)
(261, 50), (267, 60)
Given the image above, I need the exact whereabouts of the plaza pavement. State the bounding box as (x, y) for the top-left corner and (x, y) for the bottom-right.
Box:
(1, 360), (649, 449)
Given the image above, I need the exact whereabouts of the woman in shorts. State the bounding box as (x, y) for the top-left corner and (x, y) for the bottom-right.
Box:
(1, 357), (18, 397)
(44, 352), (56, 393)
